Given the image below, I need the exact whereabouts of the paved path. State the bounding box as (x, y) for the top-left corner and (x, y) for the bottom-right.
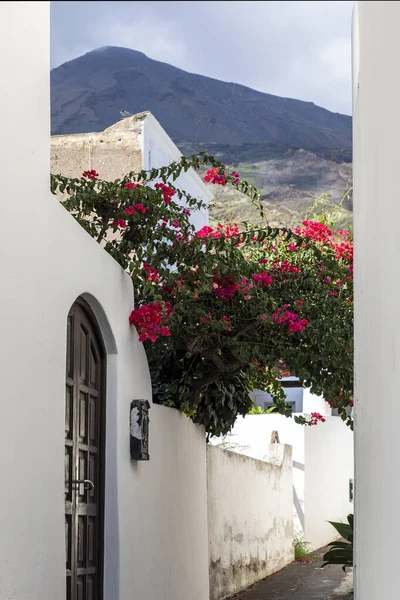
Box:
(226, 547), (353, 600)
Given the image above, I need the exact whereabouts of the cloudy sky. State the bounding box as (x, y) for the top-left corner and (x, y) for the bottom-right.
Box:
(51, 1), (354, 116)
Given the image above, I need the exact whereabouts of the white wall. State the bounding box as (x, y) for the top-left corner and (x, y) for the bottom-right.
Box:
(143, 113), (211, 231)
(211, 415), (306, 542)
(251, 384), (333, 415)
(207, 444), (293, 600)
(0, 4), (209, 600)
(212, 414), (353, 551)
(353, 2), (400, 598)
(304, 417), (354, 551)
(303, 388), (332, 416)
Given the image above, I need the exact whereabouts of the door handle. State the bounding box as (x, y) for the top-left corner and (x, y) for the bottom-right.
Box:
(72, 479), (95, 491)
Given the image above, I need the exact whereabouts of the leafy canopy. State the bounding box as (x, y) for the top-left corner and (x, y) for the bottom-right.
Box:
(51, 153), (353, 436)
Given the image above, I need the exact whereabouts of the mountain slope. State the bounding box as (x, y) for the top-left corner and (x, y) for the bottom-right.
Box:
(51, 46), (353, 228)
(51, 46), (352, 152)
(178, 141), (353, 229)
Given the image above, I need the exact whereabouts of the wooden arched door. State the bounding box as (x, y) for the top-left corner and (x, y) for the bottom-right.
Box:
(65, 301), (106, 600)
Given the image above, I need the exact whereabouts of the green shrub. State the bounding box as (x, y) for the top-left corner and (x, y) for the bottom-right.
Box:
(294, 538), (311, 561)
(322, 514), (353, 572)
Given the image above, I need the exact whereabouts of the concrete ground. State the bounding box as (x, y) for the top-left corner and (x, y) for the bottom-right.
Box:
(226, 547), (353, 600)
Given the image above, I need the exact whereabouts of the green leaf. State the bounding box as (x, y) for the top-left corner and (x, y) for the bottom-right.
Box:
(327, 520), (352, 540)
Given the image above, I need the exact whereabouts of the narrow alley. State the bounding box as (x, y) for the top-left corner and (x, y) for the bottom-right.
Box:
(226, 548), (353, 600)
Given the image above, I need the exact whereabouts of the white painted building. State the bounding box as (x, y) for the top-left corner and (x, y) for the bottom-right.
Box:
(0, 5), (297, 600)
(0, 5), (212, 600)
(51, 110), (211, 233)
(210, 414), (354, 551)
(353, 1), (400, 598)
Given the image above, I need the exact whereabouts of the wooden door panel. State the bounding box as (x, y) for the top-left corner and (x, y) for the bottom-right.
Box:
(65, 385), (73, 439)
(65, 302), (105, 600)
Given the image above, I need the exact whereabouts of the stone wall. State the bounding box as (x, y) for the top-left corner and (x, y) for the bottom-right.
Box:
(51, 114), (145, 179)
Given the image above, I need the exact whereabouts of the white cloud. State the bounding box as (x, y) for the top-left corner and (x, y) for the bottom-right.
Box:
(94, 15), (186, 66)
(320, 37), (352, 81)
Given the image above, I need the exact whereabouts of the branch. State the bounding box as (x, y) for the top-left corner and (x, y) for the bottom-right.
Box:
(190, 348), (244, 391)
(229, 319), (261, 339)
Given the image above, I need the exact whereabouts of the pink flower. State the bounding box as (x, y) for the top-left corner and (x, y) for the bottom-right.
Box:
(272, 306), (309, 333)
(124, 203), (147, 215)
(252, 271), (273, 286)
(143, 263), (160, 283)
(125, 182), (135, 189)
(171, 220), (181, 228)
(295, 220), (333, 244)
(196, 223), (241, 242)
(274, 260), (301, 274)
(154, 182), (176, 203)
(288, 318), (309, 333)
(197, 226), (214, 238)
(82, 170), (99, 181)
(124, 205), (137, 215)
(231, 170), (240, 185)
(129, 301), (173, 343)
(159, 326), (171, 337)
(310, 412), (326, 426)
(183, 208), (191, 216)
(261, 314), (267, 320)
(211, 274), (241, 302)
(112, 218), (127, 228)
(204, 167), (227, 186)
(200, 313), (212, 324)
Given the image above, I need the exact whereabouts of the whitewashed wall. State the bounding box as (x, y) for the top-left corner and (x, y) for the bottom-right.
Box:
(303, 388), (332, 416)
(0, 4), (209, 600)
(142, 113), (211, 231)
(207, 444), (293, 600)
(212, 414), (353, 551)
(304, 417), (354, 550)
(353, 2), (400, 599)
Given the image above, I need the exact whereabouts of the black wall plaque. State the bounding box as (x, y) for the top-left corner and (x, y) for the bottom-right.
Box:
(130, 400), (150, 460)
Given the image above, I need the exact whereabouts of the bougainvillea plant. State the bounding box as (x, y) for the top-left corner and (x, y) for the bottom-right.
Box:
(51, 153), (353, 437)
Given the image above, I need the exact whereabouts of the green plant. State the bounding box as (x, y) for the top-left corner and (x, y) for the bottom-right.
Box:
(51, 153), (353, 436)
(247, 404), (276, 415)
(294, 538), (312, 561)
(322, 514), (353, 572)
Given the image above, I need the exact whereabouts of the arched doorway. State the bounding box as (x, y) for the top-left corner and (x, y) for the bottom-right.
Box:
(65, 300), (106, 600)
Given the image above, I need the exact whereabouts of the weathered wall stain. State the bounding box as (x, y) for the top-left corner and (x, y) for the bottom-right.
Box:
(207, 444), (294, 600)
